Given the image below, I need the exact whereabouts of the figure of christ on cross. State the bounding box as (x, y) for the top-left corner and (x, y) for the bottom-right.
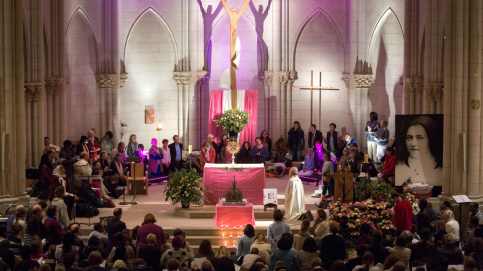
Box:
(221, 0), (251, 109)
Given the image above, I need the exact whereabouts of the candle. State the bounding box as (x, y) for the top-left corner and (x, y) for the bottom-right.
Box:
(189, 145), (192, 153)
(364, 154), (368, 163)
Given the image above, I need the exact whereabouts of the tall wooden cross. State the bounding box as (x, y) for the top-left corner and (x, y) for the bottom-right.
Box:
(293, 70), (339, 125)
(221, 0), (251, 109)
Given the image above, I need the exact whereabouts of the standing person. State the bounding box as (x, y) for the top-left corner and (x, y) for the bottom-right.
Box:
(288, 121), (305, 161)
(37, 148), (58, 199)
(267, 209), (292, 249)
(200, 139), (216, 171)
(469, 202), (483, 225)
(365, 112), (380, 163)
(87, 130), (101, 161)
(207, 134), (218, 162)
(308, 124), (323, 150)
(217, 134), (228, 163)
(374, 119), (389, 163)
(136, 214), (165, 255)
(260, 130), (272, 158)
(126, 134), (139, 158)
(250, 137), (269, 164)
(416, 199), (433, 235)
(106, 208), (126, 253)
(284, 168), (306, 221)
(324, 123), (340, 158)
(219, 138), (233, 163)
(100, 131), (114, 157)
(391, 192), (413, 235)
(320, 222), (345, 270)
(236, 142), (252, 164)
(160, 139), (171, 176)
(168, 135), (184, 172)
(148, 138), (163, 178)
(298, 148), (315, 176)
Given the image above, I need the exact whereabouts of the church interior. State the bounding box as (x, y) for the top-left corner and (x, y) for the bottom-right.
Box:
(1, 0), (483, 270)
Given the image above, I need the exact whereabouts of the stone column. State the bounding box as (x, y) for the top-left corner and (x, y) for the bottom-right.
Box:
(173, 72), (192, 145)
(262, 71), (274, 136)
(196, 72), (210, 146)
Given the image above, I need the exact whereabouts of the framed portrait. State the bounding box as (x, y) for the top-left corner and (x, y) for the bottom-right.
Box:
(395, 114), (444, 186)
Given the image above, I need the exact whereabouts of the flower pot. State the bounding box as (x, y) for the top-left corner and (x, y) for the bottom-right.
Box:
(181, 202), (190, 209)
(229, 131), (238, 139)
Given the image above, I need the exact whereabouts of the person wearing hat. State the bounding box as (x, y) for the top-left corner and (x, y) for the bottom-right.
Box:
(160, 235), (193, 271)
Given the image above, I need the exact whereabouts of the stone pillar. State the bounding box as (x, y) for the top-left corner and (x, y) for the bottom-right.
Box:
(173, 72), (192, 145)
(262, 71), (274, 136)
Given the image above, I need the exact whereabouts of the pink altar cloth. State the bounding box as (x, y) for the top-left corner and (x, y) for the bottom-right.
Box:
(203, 164), (266, 205)
(214, 203), (255, 227)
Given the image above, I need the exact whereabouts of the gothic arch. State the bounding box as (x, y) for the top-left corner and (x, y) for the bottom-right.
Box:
(291, 8), (345, 71)
(207, 13), (264, 72)
(368, 8), (404, 56)
(65, 8), (100, 71)
(123, 8), (179, 65)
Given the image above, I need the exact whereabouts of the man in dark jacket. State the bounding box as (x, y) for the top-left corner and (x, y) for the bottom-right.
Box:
(320, 221), (346, 270)
(168, 135), (184, 172)
(106, 208), (126, 252)
(416, 199), (434, 235)
(308, 124), (323, 149)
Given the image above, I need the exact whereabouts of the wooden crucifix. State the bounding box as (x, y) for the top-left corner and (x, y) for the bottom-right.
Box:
(293, 70), (339, 125)
(221, 0), (251, 109)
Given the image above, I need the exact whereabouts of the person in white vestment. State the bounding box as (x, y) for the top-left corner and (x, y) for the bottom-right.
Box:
(284, 167), (306, 221)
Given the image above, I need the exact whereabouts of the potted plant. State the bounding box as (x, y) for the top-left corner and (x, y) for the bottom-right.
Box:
(213, 109), (252, 139)
(164, 168), (205, 208)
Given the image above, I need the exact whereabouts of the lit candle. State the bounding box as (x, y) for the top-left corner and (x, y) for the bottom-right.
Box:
(364, 154), (368, 163)
(189, 145), (192, 153)
(230, 235), (232, 238)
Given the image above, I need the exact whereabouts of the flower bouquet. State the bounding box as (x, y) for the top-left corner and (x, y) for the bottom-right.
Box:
(164, 168), (206, 208)
(213, 109), (252, 134)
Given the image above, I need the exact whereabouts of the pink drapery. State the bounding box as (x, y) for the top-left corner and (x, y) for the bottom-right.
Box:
(238, 90), (258, 145)
(208, 90), (258, 145)
(214, 203), (255, 227)
(208, 90), (224, 144)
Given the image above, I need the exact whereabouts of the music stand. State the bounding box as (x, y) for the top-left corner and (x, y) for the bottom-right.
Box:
(125, 157), (142, 205)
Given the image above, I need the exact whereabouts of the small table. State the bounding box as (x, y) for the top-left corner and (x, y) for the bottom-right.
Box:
(214, 203), (255, 227)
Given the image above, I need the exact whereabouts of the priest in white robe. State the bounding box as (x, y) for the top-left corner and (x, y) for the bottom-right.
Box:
(284, 167), (306, 221)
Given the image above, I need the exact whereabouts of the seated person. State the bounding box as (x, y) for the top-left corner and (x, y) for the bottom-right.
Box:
(314, 142), (325, 171)
(379, 147), (395, 182)
(298, 148), (315, 176)
(320, 152), (334, 176)
(274, 138), (289, 163)
(109, 153), (127, 186)
(344, 134), (357, 148)
(321, 173), (334, 197)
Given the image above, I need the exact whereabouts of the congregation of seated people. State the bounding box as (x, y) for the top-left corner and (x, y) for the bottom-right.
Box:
(1, 202), (482, 271)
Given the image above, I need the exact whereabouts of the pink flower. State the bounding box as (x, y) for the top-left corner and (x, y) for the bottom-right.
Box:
(232, 127), (235, 130)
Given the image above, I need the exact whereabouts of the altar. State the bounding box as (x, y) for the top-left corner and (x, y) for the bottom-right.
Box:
(203, 164), (266, 205)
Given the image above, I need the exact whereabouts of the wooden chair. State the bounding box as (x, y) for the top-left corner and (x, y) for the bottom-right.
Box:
(127, 163), (148, 196)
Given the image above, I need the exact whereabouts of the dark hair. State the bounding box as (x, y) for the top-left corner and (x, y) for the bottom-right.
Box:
(329, 123), (336, 129)
(244, 224), (255, 238)
(397, 116), (443, 167)
(88, 235), (100, 247)
(302, 237), (317, 253)
(94, 223), (103, 232)
(114, 232), (126, 247)
(198, 240), (214, 256)
(255, 137), (262, 142)
(113, 208), (123, 217)
(391, 192), (401, 199)
(162, 139), (169, 144)
(356, 244), (369, 258)
(0, 225), (6, 238)
(20, 245), (32, 260)
(106, 131), (113, 138)
(132, 225), (140, 240)
(311, 124), (316, 129)
(373, 229), (383, 244)
(62, 232), (76, 254)
(277, 237), (293, 250)
(386, 146), (395, 155)
(281, 232), (293, 243)
(63, 140), (72, 148)
(44, 137), (50, 140)
(362, 251), (375, 266)
(273, 209), (284, 221)
(330, 260), (345, 271)
(370, 112), (378, 121)
(46, 205), (57, 218)
(395, 235), (406, 247)
(360, 223), (371, 235)
(419, 228), (431, 245)
(173, 228), (184, 237)
(167, 258), (180, 270)
(112, 246), (127, 262)
(301, 219), (311, 232)
(88, 251), (103, 266)
(464, 256), (476, 269)
(419, 199), (428, 209)
(443, 201), (453, 210)
(243, 141), (251, 151)
(172, 135), (179, 140)
(55, 185), (65, 198)
(293, 121), (300, 127)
